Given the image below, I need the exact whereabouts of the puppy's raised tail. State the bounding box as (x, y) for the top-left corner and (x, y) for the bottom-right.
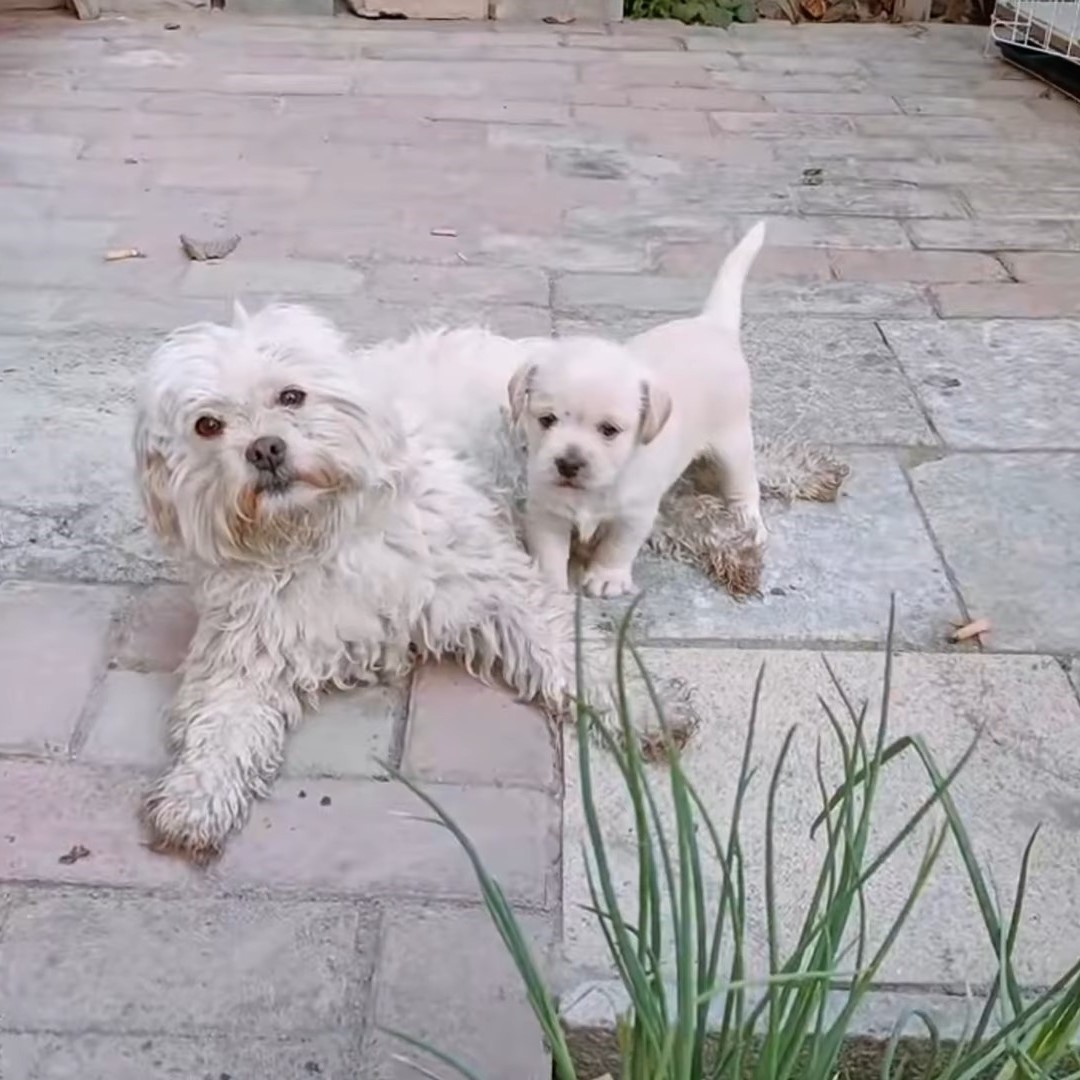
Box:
(702, 220), (766, 333)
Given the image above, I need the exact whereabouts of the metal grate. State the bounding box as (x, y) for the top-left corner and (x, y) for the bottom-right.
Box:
(991, 0), (1080, 63)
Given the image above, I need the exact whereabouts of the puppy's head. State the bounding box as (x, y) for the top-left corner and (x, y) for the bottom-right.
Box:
(134, 303), (403, 567)
(508, 337), (671, 496)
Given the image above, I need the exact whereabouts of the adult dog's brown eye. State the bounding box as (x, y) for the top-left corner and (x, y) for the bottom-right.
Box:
(598, 422), (621, 439)
(279, 387), (306, 408)
(537, 414), (557, 430)
(194, 415), (223, 438)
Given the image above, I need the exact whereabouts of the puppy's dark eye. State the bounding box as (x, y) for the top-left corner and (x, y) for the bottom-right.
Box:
(598, 422), (621, 439)
(537, 413), (557, 430)
(194, 415), (223, 438)
(278, 387), (306, 408)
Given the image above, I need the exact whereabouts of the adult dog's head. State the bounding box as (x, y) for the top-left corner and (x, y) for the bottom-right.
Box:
(508, 337), (672, 497)
(134, 303), (403, 567)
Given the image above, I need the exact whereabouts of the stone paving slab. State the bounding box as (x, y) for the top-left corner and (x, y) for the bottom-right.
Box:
(562, 648), (1080, 985)
(0, 761), (558, 904)
(628, 452), (960, 648)
(78, 669), (405, 777)
(0, 1033), (361, 1080)
(909, 453), (1080, 654)
(0, 582), (120, 755)
(402, 663), (557, 790)
(747, 318), (936, 446)
(0, 892), (373, 1033)
(367, 903), (553, 1079)
(880, 320), (1080, 451)
(2, 11), (1080, 1078)
(111, 584), (196, 673)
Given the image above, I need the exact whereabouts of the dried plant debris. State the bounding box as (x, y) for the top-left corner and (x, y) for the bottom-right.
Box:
(591, 675), (703, 762)
(58, 844), (91, 864)
(180, 233), (241, 262)
(950, 617), (991, 645)
(69, 0), (100, 20)
(647, 440), (850, 598)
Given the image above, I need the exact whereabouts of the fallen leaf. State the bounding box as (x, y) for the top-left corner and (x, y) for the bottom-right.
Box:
(58, 844), (91, 865)
(164, 20), (181, 27)
(180, 233), (241, 261)
(69, 0), (100, 19)
(320, 795), (332, 807)
(429, 227), (458, 237)
(949, 617), (991, 643)
(104, 248), (145, 262)
(542, 11), (576, 20)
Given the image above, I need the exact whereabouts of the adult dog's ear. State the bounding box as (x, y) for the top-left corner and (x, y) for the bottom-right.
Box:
(134, 419), (180, 546)
(507, 362), (536, 424)
(639, 379), (672, 445)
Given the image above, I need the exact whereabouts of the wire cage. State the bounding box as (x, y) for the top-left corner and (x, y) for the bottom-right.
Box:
(990, 0), (1080, 98)
(991, 0), (1080, 64)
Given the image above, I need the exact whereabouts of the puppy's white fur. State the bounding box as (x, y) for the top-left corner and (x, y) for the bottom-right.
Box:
(511, 222), (767, 597)
(134, 304), (573, 859)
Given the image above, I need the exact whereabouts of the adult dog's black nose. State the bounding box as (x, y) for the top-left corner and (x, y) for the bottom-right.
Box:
(246, 435), (287, 473)
(555, 455), (582, 479)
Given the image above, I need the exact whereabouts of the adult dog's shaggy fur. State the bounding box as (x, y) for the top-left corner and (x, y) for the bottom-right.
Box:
(509, 222), (767, 599)
(133, 304), (575, 860)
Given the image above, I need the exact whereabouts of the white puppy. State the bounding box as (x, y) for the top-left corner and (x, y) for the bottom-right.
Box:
(510, 221), (766, 598)
(133, 304), (574, 860)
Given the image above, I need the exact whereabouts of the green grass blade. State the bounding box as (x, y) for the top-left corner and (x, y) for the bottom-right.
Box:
(897, 731), (1027, 1018)
(380, 1025), (490, 1080)
(811, 825), (950, 1077)
(572, 602), (667, 1042)
(624, 642), (704, 1080)
(881, 1009), (942, 1080)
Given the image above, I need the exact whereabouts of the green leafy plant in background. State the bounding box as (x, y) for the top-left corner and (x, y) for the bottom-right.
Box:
(385, 599), (1080, 1080)
(626, 0), (755, 28)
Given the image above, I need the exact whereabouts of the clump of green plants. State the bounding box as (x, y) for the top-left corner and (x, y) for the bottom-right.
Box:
(387, 600), (1080, 1080)
(626, 0), (755, 27)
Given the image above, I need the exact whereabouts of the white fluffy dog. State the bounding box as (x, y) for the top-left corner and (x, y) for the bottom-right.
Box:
(133, 304), (574, 860)
(510, 222), (766, 598)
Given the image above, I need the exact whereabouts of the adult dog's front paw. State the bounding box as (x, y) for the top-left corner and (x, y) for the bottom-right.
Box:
(582, 564), (636, 599)
(143, 763), (250, 865)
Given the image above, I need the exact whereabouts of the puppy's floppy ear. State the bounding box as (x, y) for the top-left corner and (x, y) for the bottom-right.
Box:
(134, 418), (180, 546)
(507, 362), (537, 424)
(638, 379), (672, 445)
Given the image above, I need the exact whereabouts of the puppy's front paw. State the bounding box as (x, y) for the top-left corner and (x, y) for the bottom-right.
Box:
(143, 763), (250, 865)
(582, 564), (636, 598)
(733, 504), (768, 546)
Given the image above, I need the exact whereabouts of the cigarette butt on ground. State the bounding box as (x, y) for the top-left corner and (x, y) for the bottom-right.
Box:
(949, 617), (991, 643)
(104, 248), (145, 262)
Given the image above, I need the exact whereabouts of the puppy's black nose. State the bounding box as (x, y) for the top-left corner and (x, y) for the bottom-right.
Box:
(555, 456), (582, 479)
(246, 435), (287, 473)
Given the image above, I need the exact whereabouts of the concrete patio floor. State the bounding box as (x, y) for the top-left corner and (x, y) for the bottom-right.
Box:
(2, 9), (1080, 1078)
